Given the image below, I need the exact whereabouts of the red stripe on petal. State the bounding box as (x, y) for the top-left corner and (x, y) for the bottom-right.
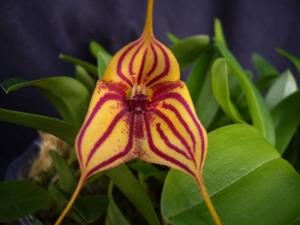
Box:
(86, 109), (129, 166)
(156, 123), (191, 160)
(117, 39), (143, 86)
(86, 113), (135, 178)
(76, 93), (124, 166)
(146, 41), (170, 86)
(144, 113), (194, 176)
(152, 92), (206, 166)
(162, 102), (196, 153)
(129, 43), (144, 75)
(137, 49), (148, 84)
(149, 108), (195, 161)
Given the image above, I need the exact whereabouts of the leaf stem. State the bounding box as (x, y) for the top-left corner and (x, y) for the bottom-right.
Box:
(53, 174), (86, 225)
(195, 172), (223, 225)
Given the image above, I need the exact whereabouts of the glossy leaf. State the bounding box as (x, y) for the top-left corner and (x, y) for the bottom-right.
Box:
(213, 19), (227, 47)
(59, 54), (98, 76)
(252, 53), (279, 78)
(272, 91), (300, 154)
(0, 108), (77, 144)
(0, 181), (53, 222)
(216, 42), (275, 144)
(75, 65), (96, 93)
(50, 151), (77, 193)
(166, 32), (180, 44)
(105, 165), (160, 225)
(170, 35), (210, 69)
(89, 40), (112, 64)
(276, 48), (300, 73)
(105, 198), (131, 225)
(161, 124), (300, 225)
(1, 76), (90, 125)
(211, 58), (245, 123)
(265, 70), (297, 109)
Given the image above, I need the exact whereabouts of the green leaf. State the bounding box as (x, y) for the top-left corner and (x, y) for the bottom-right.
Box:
(49, 184), (108, 224)
(195, 67), (220, 129)
(211, 58), (245, 123)
(265, 70), (297, 109)
(129, 161), (166, 182)
(75, 65), (96, 93)
(170, 35), (210, 69)
(186, 46), (214, 104)
(0, 181), (53, 222)
(105, 165), (160, 225)
(161, 124), (300, 225)
(216, 42), (275, 144)
(272, 91), (300, 154)
(74, 195), (109, 223)
(89, 41), (112, 64)
(1, 76), (90, 125)
(105, 198), (131, 225)
(59, 54), (98, 76)
(50, 151), (77, 193)
(213, 18), (227, 47)
(252, 53), (279, 78)
(276, 48), (300, 73)
(0, 108), (77, 144)
(97, 51), (110, 79)
(166, 32), (180, 44)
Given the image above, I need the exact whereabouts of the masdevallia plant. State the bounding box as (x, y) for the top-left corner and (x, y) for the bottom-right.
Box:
(1, 0), (300, 225)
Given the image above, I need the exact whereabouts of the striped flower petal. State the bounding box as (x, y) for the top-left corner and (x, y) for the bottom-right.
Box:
(141, 81), (207, 177)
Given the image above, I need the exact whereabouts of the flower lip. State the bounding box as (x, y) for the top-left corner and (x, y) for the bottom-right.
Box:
(128, 85), (149, 113)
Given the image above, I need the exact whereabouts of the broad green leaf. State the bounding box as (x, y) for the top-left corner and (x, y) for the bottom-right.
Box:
(49, 184), (108, 224)
(166, 32), (180, 44)
(216, 42), (275, 144)
(105, 165), (160, 225)
(97, 51), (110, 79)
(75, 65), (96, 93)
(211, 58), (245, 123)
(266, 70), (297, 109)
(252, 53), (279, 78)
(186, 46), (214, 104)
(0, 181), (53, 222)
(59, 54), (98, 76)
(89, 41), (112, 64)
(272, 91), (300, 154)
(161, 124), (300, 225)
(50, 151), (77, 193)
(170, 35), (210, 69)
(105, 198), (131, 225)
(1, 76), (90, 125)
(0, 108), (77, 143)
(213, 18), (227, 47)
(276, 48), (300, 73)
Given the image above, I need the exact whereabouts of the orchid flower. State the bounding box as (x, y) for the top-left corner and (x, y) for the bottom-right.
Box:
(54, 0), (222, 224)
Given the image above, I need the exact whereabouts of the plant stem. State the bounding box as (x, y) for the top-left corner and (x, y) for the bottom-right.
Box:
(195, 172), (223, 225)
(53, 174), (86, 225)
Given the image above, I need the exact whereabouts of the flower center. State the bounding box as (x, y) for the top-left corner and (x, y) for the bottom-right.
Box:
(128, 85), (149, 113)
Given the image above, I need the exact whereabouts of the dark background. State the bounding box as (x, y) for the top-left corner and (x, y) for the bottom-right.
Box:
(0, 0), (300, 179)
